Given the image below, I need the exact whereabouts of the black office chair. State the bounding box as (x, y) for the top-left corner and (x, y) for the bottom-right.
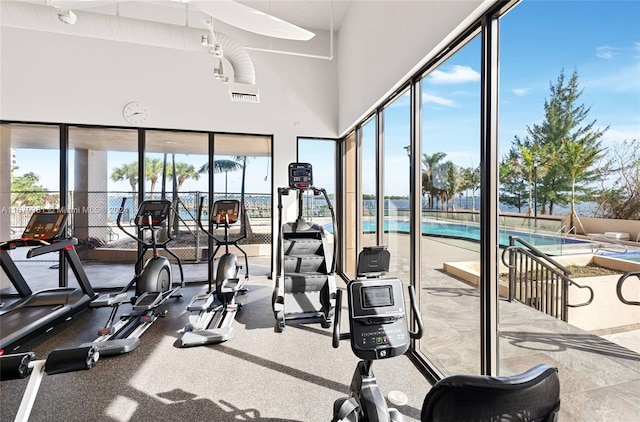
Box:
(421, 364), (560, 422)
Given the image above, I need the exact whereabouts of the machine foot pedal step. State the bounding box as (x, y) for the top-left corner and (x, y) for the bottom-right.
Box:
(80, 338), (141, 356)
(180, 327), (233, 347)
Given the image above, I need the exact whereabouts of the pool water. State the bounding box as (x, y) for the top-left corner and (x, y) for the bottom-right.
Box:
(357, 219), (589, 248)
(602, 251), (640, 264)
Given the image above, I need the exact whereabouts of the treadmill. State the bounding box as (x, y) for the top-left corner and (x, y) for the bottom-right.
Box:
(0, 209), (97, 354)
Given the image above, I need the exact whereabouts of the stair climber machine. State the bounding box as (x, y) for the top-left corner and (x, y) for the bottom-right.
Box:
(180, 198), (249, 347)
(1, 209), (97, 354)
(332, 246), (423, 422)
(0, 345), (99, 422)
(273, 162), (337, 332)
(81, 198), (184, 356)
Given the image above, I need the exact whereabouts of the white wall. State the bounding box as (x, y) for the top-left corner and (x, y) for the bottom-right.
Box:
(337, 0), (492, 135)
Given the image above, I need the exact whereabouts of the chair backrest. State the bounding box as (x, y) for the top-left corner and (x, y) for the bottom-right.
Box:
(421, 364), (560, 422)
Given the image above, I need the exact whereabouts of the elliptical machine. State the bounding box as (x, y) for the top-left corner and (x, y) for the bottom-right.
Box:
(179, 197), (249, 347)
(332, 246), (423, 422)
(272, 163), (337, 332)
(81, 198), (184, 356)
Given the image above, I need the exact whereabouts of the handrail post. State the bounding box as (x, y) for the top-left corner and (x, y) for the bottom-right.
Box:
(194, 191), (200, 263)
(508, 236), (515, 302)
(562, 278), (569, 322)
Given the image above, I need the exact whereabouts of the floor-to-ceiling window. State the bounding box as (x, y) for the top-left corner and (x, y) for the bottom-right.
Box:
(382, 90), (412, 282)
(68, 127), (139, 289)
(298, 138), (337, 269)
(497, 0), (640, 393)
(1, 123), (60, 293)
(212, 134), (272, 277)
(360, 116), (378, 249)
(145, 130), (209, 283)
(419, 35), (482, 375)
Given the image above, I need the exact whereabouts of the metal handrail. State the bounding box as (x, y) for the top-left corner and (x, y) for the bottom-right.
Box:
(502, 236), (594, 321)
(616, 271), (640, 306)
(590, 235), (628, 254)
(502, 246), (594, 307)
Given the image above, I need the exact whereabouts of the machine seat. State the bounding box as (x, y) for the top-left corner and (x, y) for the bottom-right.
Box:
(421, 364), (560, 422)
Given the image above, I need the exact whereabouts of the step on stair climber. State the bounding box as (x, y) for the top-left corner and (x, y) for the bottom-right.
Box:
(273, 163), (337, 332)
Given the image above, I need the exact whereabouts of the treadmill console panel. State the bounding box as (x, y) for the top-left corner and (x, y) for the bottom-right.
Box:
(22, 210), (67, 240)
(288, 162), (313, 190)
(348, 278), (409, 360)
(211, 199), (240, 225)
(135, 200), (171, 228)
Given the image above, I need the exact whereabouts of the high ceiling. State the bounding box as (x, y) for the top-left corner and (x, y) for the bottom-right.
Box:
(17, 0), (351, 33)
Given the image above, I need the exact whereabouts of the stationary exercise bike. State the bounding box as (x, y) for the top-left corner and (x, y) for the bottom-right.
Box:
(81, 198), (184, 356)
(332, 247), (423, 422)
(179, 197), (249, 347)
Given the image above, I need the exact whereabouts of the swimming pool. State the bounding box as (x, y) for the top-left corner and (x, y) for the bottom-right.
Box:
(600, 251), (640, 264)
(357, 219), (589, 248)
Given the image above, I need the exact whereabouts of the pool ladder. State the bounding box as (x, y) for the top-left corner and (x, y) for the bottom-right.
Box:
(589, 235), (628, 255)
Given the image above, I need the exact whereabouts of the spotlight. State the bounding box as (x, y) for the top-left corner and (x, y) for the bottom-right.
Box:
(213, 60), (224, 79)
(57, 9), (77, 25)
(201, 34), (209, 46)
(213, 44), (223, 58)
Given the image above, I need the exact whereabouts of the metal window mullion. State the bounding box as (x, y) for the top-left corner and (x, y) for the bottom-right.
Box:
(479, 14), (500, 376)
(59, 124), (69, 288)
(376, 110), (384, 245)
(136, 129), (145, 275)
(410, 79), (422, 352)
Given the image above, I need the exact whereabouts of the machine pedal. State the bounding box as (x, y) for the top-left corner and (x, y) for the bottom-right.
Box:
(187, 293), (214, 312)
(80, 338), (141, 357)
(179, 327), (233, 347)
(90, 292), (128, 308)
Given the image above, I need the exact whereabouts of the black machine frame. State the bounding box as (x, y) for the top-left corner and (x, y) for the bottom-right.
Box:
(0, 210), (97, 354)
(80, 198), (184, 356)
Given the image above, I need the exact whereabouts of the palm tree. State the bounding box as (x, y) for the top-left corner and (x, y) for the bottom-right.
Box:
(198, 158), (244, 195)
(169, 162), (201, 191)
(145, 157), (165, 199)
(558, 138), (604, 234)
(111, 162), (138, 205)
(422, 152), (447, 209)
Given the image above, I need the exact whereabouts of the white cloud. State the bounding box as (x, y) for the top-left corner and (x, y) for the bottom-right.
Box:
(511, 88), (530, 96)
(427, 65), (480, 84)
(596, 45), (620, 59)
(422, 92), (456, 107)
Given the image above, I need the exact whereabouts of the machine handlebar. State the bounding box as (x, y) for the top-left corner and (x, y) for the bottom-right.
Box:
(408, 285), (423, 339)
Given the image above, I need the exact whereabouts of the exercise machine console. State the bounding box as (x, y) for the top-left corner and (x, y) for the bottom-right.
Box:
(0, 210), (97, 354)
(180, 197), (249, 347)
(272, 163), (337, 331)
(81, 198), (184, 356)
(332, 246), (423, 422)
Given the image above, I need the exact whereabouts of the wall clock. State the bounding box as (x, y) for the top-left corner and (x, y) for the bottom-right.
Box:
(123, 102), (149, 124)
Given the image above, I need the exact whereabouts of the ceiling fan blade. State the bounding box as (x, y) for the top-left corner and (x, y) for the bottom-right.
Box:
(191, 0), (315, 41)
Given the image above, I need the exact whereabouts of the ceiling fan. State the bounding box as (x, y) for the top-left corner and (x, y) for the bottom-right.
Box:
(47, 0), (315, 41)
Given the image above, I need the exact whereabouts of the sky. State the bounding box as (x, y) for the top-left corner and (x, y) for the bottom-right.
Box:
(382, 0), (640, 195)
(11, 0), (640, 199)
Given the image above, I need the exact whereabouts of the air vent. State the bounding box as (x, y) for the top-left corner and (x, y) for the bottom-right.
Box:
(228, 82), (260, 103)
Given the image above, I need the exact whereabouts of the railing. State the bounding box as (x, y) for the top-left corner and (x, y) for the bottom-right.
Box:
(616, 271), (640, 306)
(589, 234), (628, 254)
(6, 191), (272, 263)
(502, 236), (594, 322)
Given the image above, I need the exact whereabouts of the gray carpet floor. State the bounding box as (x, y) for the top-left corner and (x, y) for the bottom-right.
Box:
(0, 276), (432, 422)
